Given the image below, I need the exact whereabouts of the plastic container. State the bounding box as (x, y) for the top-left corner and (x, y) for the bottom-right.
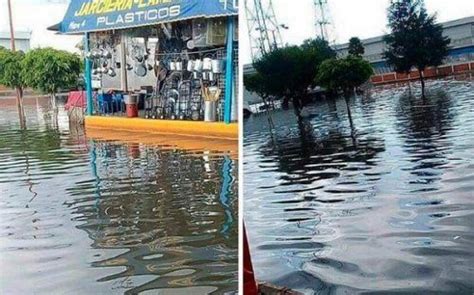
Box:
(126, 104), (138, 118)
(124, 94), (139, 118)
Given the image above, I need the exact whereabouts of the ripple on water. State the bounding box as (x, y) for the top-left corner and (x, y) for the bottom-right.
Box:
(0, 99), (238, 294)
(244, 78), (474, 293)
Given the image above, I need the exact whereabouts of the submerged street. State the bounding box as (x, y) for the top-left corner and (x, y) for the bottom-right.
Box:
(0, 97), (238, 294)
(244, 78), (474, 294)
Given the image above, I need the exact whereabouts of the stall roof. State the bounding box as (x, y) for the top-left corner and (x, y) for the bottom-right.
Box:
(49, 0), (238, 34)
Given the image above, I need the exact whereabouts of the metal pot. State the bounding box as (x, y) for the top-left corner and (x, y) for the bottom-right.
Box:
(124, 94), (139, 105)
(169, 61), (177, 71)
(107, 68), (116, 77)
(211, 59), (224, 74)
(194, 59), (203, 72)
(135, 64), (147, 77)
(203, 58), (213, 71)
(186, 60), (195, 72)
(208, 71), (216, 82)
(175, 60), (183, 71)
(204, 101), (217, 122)
(92, 50), (101, 59)
(102, 49), (112, 59)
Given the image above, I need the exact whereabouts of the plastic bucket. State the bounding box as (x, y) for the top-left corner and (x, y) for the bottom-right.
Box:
(126, 104), (138, 118)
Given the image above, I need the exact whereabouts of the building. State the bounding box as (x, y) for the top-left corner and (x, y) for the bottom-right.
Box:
(334, 16), (474, 75)
(0, 30), (32, 52)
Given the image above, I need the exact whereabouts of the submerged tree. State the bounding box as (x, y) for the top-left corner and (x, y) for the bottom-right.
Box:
(250, 38), (335, 117)
(21, 48), (81, 110)
(348, 37), (365, 57)
(317, 56), (373, 130)
(0, 48), (26, 126)
(384, 0), (450, 98)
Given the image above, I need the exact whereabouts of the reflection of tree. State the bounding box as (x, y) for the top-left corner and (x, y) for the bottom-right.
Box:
(259, 118), (385, 185)
(0, 128), (75, 171)
(66, 143), (238, 294)
(396, 89), (455, 188)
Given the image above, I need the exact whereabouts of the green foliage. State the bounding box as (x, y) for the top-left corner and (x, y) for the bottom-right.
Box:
(384, 0), (450, 74)
(317, 56), (373, 96)
(250, 38), (336, 108)
(245, 72), (269, 100)
(348, 37), (365, 57)
(0, 48), (25, 89)
(21, 47), (82, 95)
(301, 38), (337, 84)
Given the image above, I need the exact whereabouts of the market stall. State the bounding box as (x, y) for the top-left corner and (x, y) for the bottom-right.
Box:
(50, 0), (238, 127)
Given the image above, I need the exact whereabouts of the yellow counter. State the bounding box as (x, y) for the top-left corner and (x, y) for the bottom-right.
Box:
(85, 116), (238, 141)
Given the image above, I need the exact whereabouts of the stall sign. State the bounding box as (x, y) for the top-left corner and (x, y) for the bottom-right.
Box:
(59, 0), (238, 34)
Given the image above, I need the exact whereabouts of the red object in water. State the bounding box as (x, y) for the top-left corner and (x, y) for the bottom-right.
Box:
(126, 104), (138, 118)
(244, 225), (258, 295)
(65, 91), (86, 111)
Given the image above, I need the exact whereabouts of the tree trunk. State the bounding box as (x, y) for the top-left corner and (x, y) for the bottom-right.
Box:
(16, 86), (26, 129)
(293, 97), (302, 120)
(419, 69), (426, 99)
(51, 93), (59, 129)
(344, 94), (355, 133)
(51, 93), (58, 111)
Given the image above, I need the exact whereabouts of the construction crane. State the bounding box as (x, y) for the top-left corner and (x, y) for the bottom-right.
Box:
(313, 0), (332, 41)
(245, 0), (284, 62)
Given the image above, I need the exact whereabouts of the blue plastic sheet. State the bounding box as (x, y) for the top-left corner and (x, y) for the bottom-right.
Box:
(57, 0), (238, 34)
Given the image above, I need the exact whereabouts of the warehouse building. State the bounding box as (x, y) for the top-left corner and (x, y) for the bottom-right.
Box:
(0, 30), (32, 52)
(334, 16), (474, 75)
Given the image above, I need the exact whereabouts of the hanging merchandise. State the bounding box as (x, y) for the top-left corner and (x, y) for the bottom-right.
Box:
(202, 85), (221, 122)
(192, 19), (208, 48)
(208, 18), (227, 46)
(81, 15), (234, 122)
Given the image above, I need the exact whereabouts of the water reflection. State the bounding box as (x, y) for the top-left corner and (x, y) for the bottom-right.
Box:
(0, 97), (238, 294)
(244, 79), (474, 294)
(396, 89), (456, 190)
(259, 118), (385, 188)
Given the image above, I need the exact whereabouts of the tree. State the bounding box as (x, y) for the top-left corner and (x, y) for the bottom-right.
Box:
(317, 56), (374, 130)
(0, 48), (26, 126)
(21, 48), (81, 109)
(348, 37), (365, 57)
(0, 48), (26, 94)
(384, 0), (450, 98)
(318, 56), (373, 97)
(251, 38), (335, 117)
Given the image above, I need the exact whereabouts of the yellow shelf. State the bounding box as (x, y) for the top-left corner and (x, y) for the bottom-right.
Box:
(85, 116), (238, 141)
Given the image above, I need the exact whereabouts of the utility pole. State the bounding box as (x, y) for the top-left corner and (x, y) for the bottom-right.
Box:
(7, 0), (16, 51)
(313, 0), (332, 41)
(7, 0), (26, 128)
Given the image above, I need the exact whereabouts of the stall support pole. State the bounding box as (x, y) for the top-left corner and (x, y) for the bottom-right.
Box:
(84, 32), (94, 116)
(224, 17), (235, 124)
(120, 33), (129, 92)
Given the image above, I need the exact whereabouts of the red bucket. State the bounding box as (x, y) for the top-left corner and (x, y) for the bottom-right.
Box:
(126, 104), (138, 118)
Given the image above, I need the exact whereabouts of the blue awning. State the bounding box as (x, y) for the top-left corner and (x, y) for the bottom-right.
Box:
(54, 0), (238, 34)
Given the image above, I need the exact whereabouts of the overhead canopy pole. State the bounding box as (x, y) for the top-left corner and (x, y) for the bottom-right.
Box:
(84, 32), (94, 116)
(224, 17), (235, 124)
(120, 33), (128, 92)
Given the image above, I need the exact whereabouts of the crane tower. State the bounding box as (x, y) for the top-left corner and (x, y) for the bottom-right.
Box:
(313, 0), (332, 41)
(245, 0), (284, 61)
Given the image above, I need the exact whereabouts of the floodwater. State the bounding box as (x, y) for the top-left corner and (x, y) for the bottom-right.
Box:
(0, 97), (238, 294)
(244, 78), (474, 294)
